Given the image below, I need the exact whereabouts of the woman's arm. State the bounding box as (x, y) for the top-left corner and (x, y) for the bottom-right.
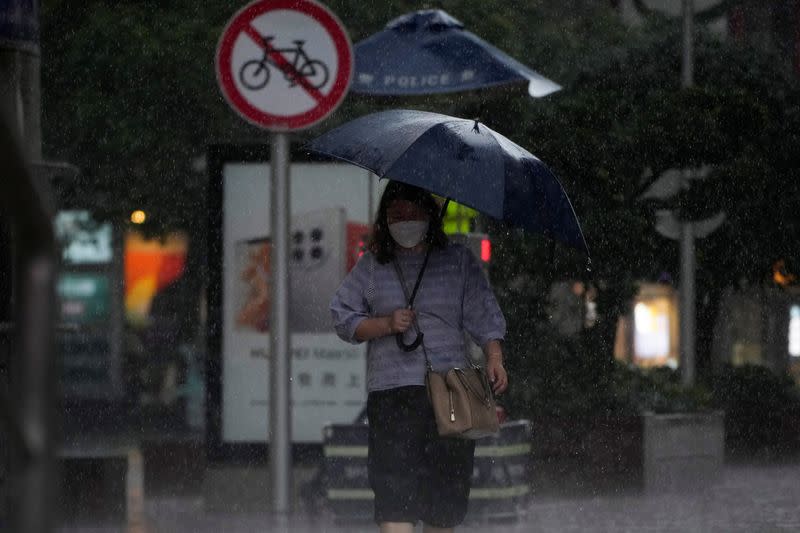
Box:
(354, 309), (415, 342)
(460, 247), (507, 351)
(457, 247), (508, 393)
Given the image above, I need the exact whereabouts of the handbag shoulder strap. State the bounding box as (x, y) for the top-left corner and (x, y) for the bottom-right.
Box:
(366, 253), (375, 315)
(393, 254), (474, 371)
(392, 258), (432, 370)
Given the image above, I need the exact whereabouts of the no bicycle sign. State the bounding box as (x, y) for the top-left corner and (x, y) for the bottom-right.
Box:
(216, 0), (353, 131)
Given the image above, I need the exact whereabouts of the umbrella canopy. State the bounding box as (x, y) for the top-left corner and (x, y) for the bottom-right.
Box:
(352, 9), (561, 98)
(306, 109), (588, 255)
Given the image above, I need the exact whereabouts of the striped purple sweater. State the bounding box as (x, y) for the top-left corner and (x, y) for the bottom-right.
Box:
(330, 243), (506, 392)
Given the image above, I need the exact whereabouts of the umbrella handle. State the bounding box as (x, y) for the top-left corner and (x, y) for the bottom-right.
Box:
(395, 331), (424, 352)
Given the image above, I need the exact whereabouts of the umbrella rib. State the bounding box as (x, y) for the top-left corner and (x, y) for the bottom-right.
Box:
(307, 151), (393, 179)
(379, 118), (509, 218)
(379, 119), (464, 180)
(480, 127), (509, 217)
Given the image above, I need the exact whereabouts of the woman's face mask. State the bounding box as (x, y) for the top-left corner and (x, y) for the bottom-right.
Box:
(388, 220), (430, 248)
(386, 199), (430, 248)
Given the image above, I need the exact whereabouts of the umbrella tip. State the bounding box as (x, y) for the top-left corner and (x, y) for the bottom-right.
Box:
(472, 118), (480, 133)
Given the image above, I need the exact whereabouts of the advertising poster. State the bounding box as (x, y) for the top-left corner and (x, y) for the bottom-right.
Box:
(215, 148), (381, 443)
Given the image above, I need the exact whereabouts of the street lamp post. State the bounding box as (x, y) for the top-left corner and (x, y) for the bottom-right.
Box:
(682, 0), (694, 88)
(679, 209), (696, 386)
(645, 1), (725, 387)
(679, 0), (696, 387)
(679, 0), (700, 387)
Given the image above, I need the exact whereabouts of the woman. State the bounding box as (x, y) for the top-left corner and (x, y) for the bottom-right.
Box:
(330, 181), (508, 533)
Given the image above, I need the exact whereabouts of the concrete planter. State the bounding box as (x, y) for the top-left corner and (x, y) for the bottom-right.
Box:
(643, 410), (725, 493)
(530, 415), (643, 496)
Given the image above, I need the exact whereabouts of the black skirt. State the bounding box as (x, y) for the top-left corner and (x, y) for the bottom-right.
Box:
(367, 385), (476, 528)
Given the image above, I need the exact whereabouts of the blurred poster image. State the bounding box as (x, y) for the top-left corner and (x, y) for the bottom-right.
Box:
(289, 207), (346, 333)
(234, 238), (271, 333)
(233, 207), (348, 334)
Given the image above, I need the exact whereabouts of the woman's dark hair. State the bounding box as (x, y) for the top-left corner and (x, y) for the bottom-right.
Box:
(369, 181), (448, 264)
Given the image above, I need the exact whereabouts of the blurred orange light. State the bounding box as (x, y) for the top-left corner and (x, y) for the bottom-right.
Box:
(773, 259), (796, 287)
(131, 210), (146, 224)
(124, 231), (187, 320)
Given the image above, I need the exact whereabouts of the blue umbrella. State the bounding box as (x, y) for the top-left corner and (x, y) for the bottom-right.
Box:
(306, 109), (588, 255)
(352, 9), (561, 98)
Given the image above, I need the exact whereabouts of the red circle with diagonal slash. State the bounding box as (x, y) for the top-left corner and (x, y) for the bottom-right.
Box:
(216, 0), (353, 131)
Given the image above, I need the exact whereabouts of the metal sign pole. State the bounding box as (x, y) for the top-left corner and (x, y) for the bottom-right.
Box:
(269, 132), (291, 515)
(682, 0), (694, 88)
(680, 0), (696, 386)
(680, 218), (696, 386)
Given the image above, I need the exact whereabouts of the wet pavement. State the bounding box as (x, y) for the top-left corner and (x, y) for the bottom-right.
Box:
(56, 461), (800, 533)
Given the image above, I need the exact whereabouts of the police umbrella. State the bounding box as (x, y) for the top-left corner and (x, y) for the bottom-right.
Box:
(352, 9), (561, 98)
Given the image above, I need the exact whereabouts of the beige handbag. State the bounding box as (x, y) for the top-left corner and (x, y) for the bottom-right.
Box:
(392, 259), (499, 440)
(426, 366), (499, 439)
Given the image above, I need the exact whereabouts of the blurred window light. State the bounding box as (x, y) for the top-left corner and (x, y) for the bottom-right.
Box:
(634, 301), (670, 359)
(790, 305), (800, 358)
(627, 283), (679, 369)
(634, 302), (654, 333)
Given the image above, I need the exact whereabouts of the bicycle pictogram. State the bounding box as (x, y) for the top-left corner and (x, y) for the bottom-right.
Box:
(239, 35), (330, 91)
